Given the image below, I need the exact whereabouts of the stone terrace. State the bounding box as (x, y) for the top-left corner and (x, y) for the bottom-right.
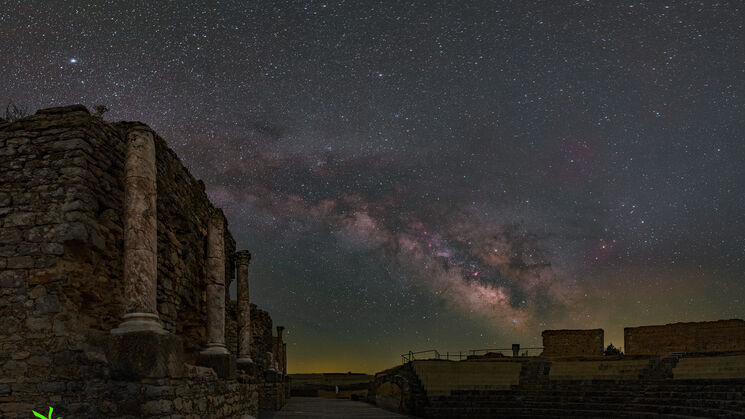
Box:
(371, 321), (745, 418)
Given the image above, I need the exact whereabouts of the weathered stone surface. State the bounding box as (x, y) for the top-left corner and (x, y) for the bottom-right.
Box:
(203, 212), (228, 353)
(106, 331), (184, 380)
(625, 319), (745, 355)
(0, 270), (25, 288)
(235, 250), (252, 363)
(196, 352), (237, 380)
(7, 255), (33, 269)
(541, 329), (604, 357)
(37, 294), (60, 313)
(121, 248), (159, 315)
(120, 127), (160, 320)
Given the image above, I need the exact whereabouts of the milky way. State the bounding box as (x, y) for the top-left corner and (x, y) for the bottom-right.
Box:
(3, 1), (744, 372)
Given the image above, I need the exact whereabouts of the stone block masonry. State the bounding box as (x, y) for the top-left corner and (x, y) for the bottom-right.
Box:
(541, 329), (604, 357)
(625, 319), (745, 355)
(0, 105), (288, 418)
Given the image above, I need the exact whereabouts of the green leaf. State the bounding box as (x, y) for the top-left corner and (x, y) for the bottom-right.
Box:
(32, 411), (47, 419)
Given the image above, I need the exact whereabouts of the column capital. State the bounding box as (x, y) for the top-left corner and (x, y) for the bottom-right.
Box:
(235, 250), (252, 266)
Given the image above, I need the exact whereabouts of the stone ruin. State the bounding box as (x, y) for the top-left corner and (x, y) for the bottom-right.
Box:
(0, 105), (289, 418)
(372, 320), (745, 417)
(541, 328), (604, 358)
(625, 319), (745, 355)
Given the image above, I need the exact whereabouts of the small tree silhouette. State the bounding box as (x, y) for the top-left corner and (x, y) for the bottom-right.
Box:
(604, 343), (623, 356)
(2, 100), (27, 122)
(32, 406), (61, 419)
(92, 104), (109, 118)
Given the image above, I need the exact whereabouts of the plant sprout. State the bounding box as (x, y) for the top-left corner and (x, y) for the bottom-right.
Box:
(32, 406), (61, 419)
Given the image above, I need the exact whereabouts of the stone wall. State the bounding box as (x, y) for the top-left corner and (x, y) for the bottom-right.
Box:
(8, 365), (258, 418)
(258, 378), (289, 411)
(0, 106), (286, 417)
(541, 329), (604, 357)
(251, 303), (274, 366)
(624, 319), (745, 355)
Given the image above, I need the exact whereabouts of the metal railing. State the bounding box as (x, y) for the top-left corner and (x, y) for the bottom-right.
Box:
(401, 346), (544, 364)
(468, 347), (544, 357)
(401, 350), (441, 364)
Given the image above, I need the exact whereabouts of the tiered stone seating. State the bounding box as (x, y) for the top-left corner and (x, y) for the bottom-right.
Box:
(548, 359), (651, 381)
(411, 360), (523, 396)
(673, 355), (745, 380)
(419, 370), (745, 417)
(385, 355), (745, 417)
(424, 381), (745, 418)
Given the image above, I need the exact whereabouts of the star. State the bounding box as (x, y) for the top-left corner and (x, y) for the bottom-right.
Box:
(3, 0), (743, 374)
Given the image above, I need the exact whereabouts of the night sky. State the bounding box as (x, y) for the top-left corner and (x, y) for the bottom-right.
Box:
(3, 1), (744, 373)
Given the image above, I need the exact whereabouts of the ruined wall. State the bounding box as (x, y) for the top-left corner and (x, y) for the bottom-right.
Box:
(0, 106), (276, 418)
(541, 329), (604, 357)
(1, 106), (123, 417)
(624, 319), (745, 355)
(8, 365), (258, 418)
(251, 303), (274, 366)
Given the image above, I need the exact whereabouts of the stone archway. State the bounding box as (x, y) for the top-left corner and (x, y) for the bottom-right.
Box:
(375, 381), (403, 412)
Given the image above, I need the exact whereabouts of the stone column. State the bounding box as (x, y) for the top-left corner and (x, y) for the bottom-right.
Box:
(266, 351), (276, 372)
(282, 342), (287, 375)
(235, 250), (253, 365)
(202, 212), (229, 355)
(107, 126), (184, 380)
(276, 326), (286, 374)
(112, 127), (165, 334)
(197, 211), (235, 378)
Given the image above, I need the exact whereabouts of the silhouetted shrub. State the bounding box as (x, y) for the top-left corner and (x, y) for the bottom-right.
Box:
(2, 100), (27, 122)
(604, 343), (623, 356)
(93, 104), (109, 117)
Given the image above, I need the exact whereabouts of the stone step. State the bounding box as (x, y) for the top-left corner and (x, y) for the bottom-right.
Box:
(424, 406), (662, 418)
(634, 397), (745, 409)
(641, 391), (744, 400)
(425, 402), (741, 418)
(428, 395), (745, 416)
(431, 394), (635, 404)
(619, 402), (740, 416)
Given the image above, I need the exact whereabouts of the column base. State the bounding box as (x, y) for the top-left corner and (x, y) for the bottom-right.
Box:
(237, 357), (259, 376)
(111, 312), (167, 334)
(105, 331), (184, 380)
(197, 351), (236, 379)
(264, 369), (281, 382)
(237, 356), (254, 365)
(200, 342), (230, 355)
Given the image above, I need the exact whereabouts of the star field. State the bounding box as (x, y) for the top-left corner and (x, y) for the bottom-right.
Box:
(3, 1), (744, 373)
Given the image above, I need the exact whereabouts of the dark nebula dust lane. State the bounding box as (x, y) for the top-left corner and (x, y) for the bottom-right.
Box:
(3, 1), (744, 372)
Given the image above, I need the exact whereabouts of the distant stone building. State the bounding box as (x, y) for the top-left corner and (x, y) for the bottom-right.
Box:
(541, 328), (604, 357)
(625, 319), (745, 355)
(0, 105), (289, 418)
